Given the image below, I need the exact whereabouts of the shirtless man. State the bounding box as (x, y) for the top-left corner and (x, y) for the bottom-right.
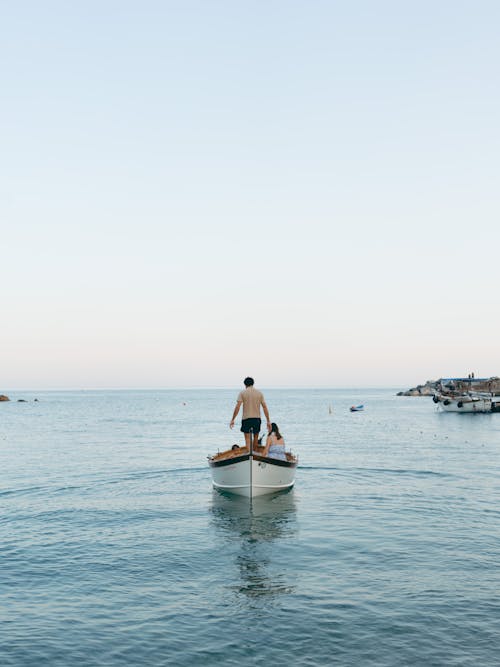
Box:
(229, 377), (271, 450)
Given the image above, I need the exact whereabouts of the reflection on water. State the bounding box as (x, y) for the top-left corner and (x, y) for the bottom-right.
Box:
(210, 489), (297, 600)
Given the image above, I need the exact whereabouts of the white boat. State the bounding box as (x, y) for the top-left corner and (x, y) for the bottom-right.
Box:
(208, 444), (298, 498)
(433, 393), (492, 413)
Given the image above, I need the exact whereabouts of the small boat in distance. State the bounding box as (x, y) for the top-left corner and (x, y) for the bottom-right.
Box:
(208, 442), (298, 498)
(350, 405), (364, 412)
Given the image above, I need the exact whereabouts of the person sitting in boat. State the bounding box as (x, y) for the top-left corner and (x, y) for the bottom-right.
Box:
(263, 422), (287, 461)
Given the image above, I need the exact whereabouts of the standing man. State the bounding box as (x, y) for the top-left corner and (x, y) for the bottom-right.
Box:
(230, 377), (271, 451)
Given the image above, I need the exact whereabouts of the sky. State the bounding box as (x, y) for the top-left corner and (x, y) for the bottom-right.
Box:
(1, 1), (499, 389)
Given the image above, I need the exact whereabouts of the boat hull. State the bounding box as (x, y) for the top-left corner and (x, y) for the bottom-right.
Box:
(439, 398), (492, 413)
(209, 453), (297, 498)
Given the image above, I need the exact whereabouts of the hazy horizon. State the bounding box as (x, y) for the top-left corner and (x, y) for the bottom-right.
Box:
(1, 379), (491, 393)
(2, 1), (499, 389)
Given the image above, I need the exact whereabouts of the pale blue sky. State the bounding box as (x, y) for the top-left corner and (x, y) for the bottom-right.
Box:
(1, 1), (499, 388)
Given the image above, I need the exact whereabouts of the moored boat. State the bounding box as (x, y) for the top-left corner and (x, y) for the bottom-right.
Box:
(208, 443), (298, 498)
(432, 393), (492, 413)
(350, 404), (364, 412)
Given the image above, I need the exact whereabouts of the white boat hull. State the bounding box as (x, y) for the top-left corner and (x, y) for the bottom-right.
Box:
(209, 452), (297, 498)
(439, 398), (492, 413)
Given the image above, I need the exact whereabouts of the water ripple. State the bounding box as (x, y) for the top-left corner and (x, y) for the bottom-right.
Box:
(2, 389), (500, 666)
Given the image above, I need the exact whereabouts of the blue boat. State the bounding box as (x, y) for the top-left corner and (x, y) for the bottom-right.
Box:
(350, 404), (364, 412)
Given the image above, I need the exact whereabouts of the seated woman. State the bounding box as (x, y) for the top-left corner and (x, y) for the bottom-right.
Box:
(263, 422), (287, 460)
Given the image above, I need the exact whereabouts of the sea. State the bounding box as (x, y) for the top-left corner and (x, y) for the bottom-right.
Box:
(1, 388), (500, 666)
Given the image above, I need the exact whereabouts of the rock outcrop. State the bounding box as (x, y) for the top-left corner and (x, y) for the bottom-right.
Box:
(397, 381), (439, 397)
(0, 394), (10, 401)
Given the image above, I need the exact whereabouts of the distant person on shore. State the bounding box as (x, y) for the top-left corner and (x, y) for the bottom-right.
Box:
(263, 422), (287, 461)
(230, 377), (271, 450)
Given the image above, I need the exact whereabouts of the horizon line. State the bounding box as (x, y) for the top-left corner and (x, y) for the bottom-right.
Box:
(2, 385), (409, 392)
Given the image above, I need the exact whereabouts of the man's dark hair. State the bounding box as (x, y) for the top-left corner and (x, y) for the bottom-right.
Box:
(244, 377), (254, 387)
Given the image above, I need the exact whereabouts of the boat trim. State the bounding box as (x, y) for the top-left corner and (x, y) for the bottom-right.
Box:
(209, 453), (297, 469)
(209, 453), (250, 468)
(253, 454), (298, 468)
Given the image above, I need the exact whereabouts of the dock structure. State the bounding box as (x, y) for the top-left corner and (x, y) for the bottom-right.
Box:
(398, 376), (500, 397)
(441, 377), (500, 394)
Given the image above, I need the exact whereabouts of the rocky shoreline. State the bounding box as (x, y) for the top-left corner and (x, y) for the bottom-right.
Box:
(0, 394), (39, 402)
(398, 376), (500, 396)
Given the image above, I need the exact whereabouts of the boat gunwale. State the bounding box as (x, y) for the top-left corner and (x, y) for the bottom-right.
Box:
(209, 451), (298, 469)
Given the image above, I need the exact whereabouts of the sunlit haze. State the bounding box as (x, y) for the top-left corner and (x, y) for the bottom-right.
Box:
(2, 1), (499, 389)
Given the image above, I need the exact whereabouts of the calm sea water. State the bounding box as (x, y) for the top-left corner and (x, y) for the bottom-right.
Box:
(1, 388), (500, 666)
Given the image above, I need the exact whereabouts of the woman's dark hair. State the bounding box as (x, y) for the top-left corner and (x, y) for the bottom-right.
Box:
(270, 422), (282, 440)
